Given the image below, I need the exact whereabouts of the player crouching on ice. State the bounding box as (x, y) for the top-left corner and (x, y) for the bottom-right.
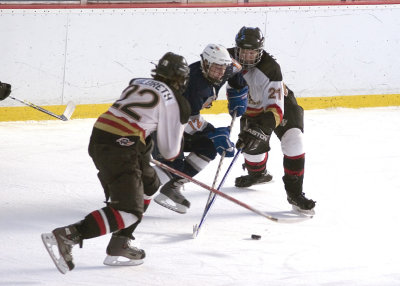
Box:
(152, 44), (248, 214)
(41, 52), (191, 274)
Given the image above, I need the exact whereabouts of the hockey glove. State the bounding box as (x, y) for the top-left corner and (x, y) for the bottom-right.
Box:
(207, 127), (235, 157)
(0, 82), (11, 101)
(236, 124), (271, 154)
(227, 86), (248, 117)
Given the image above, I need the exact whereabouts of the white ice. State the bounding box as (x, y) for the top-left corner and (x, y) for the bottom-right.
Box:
(1, 107), (400, 286)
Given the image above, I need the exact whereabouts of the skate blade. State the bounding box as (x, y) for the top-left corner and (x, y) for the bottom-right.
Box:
(103, 255), (144, 266)
(154, 193), (188, 214)
(41, 233), (69, 274)
(291, 205), (315, 217)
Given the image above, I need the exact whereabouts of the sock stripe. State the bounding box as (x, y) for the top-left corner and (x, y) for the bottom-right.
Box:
(103, 207), (119, 231)
(110, 207), (125, 229)
(98, 209), (110, 234)
(283, 153), (305, 176)
(284, 168), (304, 176)
(91, 210), (106, 235)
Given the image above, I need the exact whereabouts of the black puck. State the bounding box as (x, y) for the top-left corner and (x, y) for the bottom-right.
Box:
(251, 234), (261, 240)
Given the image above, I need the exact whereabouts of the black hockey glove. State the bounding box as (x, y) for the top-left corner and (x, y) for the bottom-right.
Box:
(0, 82), (12, 101)
(236, 124), (271, 154)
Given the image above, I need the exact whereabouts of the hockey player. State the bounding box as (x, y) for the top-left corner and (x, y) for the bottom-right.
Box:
(41, 52), (191, 274)
(152, 44), (248, 214)
(228, 27), (316, 214)
(0, 81), (12, 100)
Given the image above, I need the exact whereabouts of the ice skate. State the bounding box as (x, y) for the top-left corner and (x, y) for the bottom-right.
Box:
(287, 192), (316, 216)
(154, 177), (190, 214)
(41, 224), (82, 274)
(283, 174), (315, 216)
(235, 170), (273, 188)
(103, 234), (145, 266)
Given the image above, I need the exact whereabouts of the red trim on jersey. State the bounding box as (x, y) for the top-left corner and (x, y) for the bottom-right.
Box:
(97, 116), (133, 134)
(106, 111), (145, 132)
(245, 106), (264, 117)
(266, 104), (283, 123)
(91, 210), (106, 235)
(110, 208), (125, 230)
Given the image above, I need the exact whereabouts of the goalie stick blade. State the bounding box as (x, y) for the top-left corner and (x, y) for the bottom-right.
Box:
(103, 255), (144, 266)
(41, 233), (69, 274)
(60, 101), (76, 121)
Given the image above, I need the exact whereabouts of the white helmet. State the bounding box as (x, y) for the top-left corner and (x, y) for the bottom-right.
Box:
(200, 44), (232, 84)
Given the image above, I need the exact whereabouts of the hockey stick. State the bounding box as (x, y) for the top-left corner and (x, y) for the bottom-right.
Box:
(192, 149), (241, 237)
(9, 96), (76, 121)
(193, 111), (237, 237)
(151, 158), (312, 224)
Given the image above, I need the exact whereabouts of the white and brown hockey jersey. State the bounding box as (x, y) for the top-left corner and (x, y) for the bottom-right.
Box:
(94, 78), (185, 160)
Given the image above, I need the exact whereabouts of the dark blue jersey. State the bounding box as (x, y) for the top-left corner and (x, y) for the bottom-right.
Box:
(182, 61), (224, 116)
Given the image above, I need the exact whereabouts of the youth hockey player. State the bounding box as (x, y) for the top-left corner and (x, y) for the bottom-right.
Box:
(228, 26), (316, 214)
(41, 52), (191, 274)
(152, 44), (248, 214)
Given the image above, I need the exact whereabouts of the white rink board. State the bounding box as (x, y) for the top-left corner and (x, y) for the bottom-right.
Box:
(1, 5), (400, 106)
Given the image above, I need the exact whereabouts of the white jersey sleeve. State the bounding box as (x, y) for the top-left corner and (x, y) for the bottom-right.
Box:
(157, 91), (185, 160)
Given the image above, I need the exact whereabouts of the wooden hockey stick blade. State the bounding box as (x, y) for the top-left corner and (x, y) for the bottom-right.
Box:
(151, 159), (312, 223)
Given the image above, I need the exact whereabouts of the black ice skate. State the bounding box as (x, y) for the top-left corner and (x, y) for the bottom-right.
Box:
(41, 224), (82, 274)
(283, 174), (315, 215)
(235, 170), (273, 188)
(103, 234), (145, 266)
(287, 192), (316, 216)
(154, 177), (190, 214)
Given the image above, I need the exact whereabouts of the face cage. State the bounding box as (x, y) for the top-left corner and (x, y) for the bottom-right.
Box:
(235, 47), (263, 69)
(201, 60), (229, 85)
(172, 75), (189, 96)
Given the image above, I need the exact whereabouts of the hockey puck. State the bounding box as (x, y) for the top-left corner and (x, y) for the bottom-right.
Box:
(251, 234), (261, 240)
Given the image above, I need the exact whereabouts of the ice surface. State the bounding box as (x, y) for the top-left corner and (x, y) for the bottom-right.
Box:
(1, 107), (400, 285)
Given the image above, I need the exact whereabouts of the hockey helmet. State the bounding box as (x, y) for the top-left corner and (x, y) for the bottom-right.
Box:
(200, 44), (232, 85)
(235, 26), (264, 69)
(152, 52), (190, 95)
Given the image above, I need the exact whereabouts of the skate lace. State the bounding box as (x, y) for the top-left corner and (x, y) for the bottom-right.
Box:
(125, 238), (141, 253)
(64, 230), (83, 248)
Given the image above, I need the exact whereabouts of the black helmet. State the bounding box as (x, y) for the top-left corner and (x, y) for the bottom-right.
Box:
(152, 52), (190, 95)
(235, 26), (264, 69)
